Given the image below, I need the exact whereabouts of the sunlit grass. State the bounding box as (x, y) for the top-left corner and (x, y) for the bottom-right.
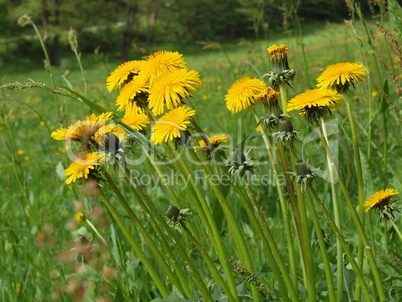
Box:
(1, 13), (401, 301)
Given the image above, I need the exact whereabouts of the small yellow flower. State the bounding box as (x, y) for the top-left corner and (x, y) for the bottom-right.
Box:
(64, 152), (104, 184)
(225, 77), (266, 113)
(287, 89), (342, 124)
(364, 188), (399, 212)
(106, 60), (144, 92)
(121, 110), (151, 131)
(371, 91), (378, 97)
(151, 106), (196, 145)
(75, 212), (86, 224)
(40, 121), (45, 126)
(316, 62), (368, 93)
(198, 135), (229, 148)
(24, 156), (29, 161)
(17, 150), (24, 155)
(148, 68), (202, 115)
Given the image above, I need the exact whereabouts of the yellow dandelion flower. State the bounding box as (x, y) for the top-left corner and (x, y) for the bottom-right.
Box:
(65, 152), (104, 184)
(150, 106), (196, 145)
(121, 110), (150, 131)
(316, 62), (368, 93)
(364, 188), (399, 212)
(51, 112), (114, 141)
(287, 89), (342, 124)
(40, 121), (45, 126)
(198, 134), (229, 147)
(115, 77), (148, 111)
(148, 68), (202, 116)
(17, 150), (24, 155)
(141, 50), (187, 85)
(225, 77), (266, 113)
(106, 60), (144, 92)
(75, 212), (86, 224)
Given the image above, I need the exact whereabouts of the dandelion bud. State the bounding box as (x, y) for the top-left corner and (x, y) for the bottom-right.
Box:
(165, 205), (181, 220)
(295, 160), (316, 191)
(165, 206), (192, 227)
(273, 118), (298, 148)
(267, 44), (290, 74)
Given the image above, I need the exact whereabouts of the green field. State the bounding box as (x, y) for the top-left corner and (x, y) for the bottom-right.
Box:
(1, 10), (401, 302)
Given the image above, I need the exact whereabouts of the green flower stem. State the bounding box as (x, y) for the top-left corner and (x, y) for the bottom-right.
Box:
(181, 223), (235, 300)
(320, 118), (343, 302)
(239, 180), (297, 302)
(171, 142), (261, 301)
(278, 82), (317, 300)
(101, 169), (190, 296)
(279, 83), (288, 114)
(249, 108), (298, 290)
(288, 149), (316, 302)
(97, 188), (170, 298)
(121, 166), (215, 302)
(305, 191), (336, 302)
(142, 148), (203, 241)
(389, 219), (402, 241)
(345, 97), (367, 300)
(162, 143), (240, 301)
(190, 118), (296, 300)
(384, 220), (389, 256)
(308, 188), (372, 301)
(318, 126), (386, 301)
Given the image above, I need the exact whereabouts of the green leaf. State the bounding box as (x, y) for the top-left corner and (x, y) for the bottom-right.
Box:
(61, 86), (108, 114)
(113, 284), (125, 302)
(388, 0), (402, 37)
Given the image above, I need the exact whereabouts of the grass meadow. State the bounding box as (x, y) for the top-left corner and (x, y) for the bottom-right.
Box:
(1, 8), (401, 302)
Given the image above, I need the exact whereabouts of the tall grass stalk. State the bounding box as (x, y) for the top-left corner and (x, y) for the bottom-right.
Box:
(170, 142), (261, 301)
(161, 143), (240, 301)
(98, 188), (170, 297)
(308, 188), (372, 301)
(17, 15), (60, 117)
(305, 191), (336, 302)
(101, 169), (191, 297)
(249, 108), (298, 292)
(344, 96), (367, 301)
(318, 125), (386, 301)
(119, 166), (215, 301)
(320, 118), (343, 301)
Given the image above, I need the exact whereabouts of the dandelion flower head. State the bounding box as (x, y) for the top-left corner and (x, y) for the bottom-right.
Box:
(150, 106), (196, 145)
(148, 68), (202, 116)
(225, 77), (266, 113)
(106, 60), (144, 92)
(65, 152), (105, 184)
(316, 62), (368, 93)
(364, 188), (399, 212)
(198, 134), (229, 148)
